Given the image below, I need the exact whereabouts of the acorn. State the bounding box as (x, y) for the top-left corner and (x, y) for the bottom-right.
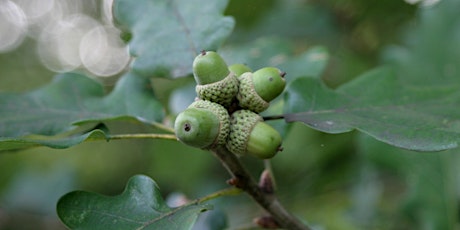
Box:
(193, 51), (239, 107)
(226, 110), (282, 159)
(236, 67), (286, 113)
(228, 63), (252, 77)
(174, 100), (230, 149)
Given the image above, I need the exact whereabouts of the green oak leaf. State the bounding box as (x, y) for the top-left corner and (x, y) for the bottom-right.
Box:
(113, 0), (234, 78)
(0, 128), (108, 151)
(0, 72), (164, 151)
(284, 67), (460, 151)
(191, 208), (227, 230)
(285, 0), (460, 152)
(57, 175), (211, 230)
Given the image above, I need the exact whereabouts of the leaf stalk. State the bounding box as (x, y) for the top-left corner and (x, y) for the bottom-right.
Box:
(108, 133), (177, 140)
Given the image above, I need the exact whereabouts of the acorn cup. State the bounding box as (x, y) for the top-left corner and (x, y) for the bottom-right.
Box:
(193, 51), (239, 107)
(174, 100), (230, 149)
(237, 67), (286, 113)
(226, 110), (282, 159)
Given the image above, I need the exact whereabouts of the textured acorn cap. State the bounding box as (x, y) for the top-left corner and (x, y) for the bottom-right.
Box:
(193, 51), (230, 85)
(227, 110), (263, 155)
(236, 72), (269, 113)
(227, 110), (282, 158)
(174, 100), (230, 149)
(195, 72), (239, 107)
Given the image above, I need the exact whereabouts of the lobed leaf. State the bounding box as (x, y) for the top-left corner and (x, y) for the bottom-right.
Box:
(112, 0), (235, 78)
(0, 128), (108, 151)
(0, 72), (164, 151)
(284, 67), (460, 151)
(57, 175), (210, 230)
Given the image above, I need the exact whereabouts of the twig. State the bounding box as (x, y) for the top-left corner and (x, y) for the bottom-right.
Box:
(211, 145), (311, 230)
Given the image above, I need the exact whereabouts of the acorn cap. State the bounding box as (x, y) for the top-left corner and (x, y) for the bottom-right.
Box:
(174, 100), (230, 149)
(195, 72), (238, 107)
(229, 63), (252, 77)
(252, 67), (286, 102)
(236, 72), (269, 113)
(226, 110), (282, 159)
(193, 51), (230, 85)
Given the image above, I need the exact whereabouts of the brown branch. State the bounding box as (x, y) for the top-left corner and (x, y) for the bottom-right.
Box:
(211, 145), (311, 230)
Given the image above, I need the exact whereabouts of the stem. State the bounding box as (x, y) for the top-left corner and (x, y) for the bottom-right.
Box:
(141, 187), (241, 229)
(262, 114), (285, 121)
(145, 121), (175, 134)
(195, 187), (242, 204)
(211, 146), (311, 230)
(108, 133), (177, 140)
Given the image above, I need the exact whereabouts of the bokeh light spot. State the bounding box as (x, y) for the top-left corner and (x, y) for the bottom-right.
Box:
(80, 26), (130, 77)
(0, 0), (28, 53)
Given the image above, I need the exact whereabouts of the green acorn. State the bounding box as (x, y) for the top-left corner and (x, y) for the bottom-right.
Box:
(193, 51), (239, 107)
(226, 110), (282, 159)
(236, 67), (286, 113)
(228, 63), (252, 77)
(175, 100), (230, 149)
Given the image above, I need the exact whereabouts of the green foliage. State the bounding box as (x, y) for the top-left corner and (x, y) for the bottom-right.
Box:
(113, 0), (234, 78)
(0, 128), (108, 151)
(0, 0), (460, 229)
(284, 67), (460, 151)
(0, 72), (164, 150)
(282, 0), (460, 152)
(57, 175), (210, 230)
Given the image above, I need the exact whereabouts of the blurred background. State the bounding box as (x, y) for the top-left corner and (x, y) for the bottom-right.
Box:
(1, 0), (457, 229)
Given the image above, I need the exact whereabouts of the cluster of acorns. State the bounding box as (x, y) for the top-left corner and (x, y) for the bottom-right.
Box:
(174, 51), (286, 159)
